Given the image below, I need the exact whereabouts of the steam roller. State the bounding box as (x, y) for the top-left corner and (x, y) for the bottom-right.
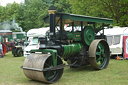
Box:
(22, 5), (113, 83)
(23, 53), (63, 83)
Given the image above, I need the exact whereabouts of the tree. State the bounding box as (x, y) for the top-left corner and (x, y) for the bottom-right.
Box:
(0, 6), (4, 22)
(21, 0), (50, 31)
(1, 3), (20, 21)
(67, 0), (128, 27)
(99, 0), (128, 26)
(54, 0), (71, 13)
(0, 0), (72, 31)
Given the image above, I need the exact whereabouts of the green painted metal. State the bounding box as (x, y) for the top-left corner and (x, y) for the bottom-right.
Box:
(44, 56), (57, 80)
(8, 35), (13, 41)
(44, 13), (113, 24)
(16, 34), (25, 39)
(67, 32), (73, 40)
(31, 43), (83, 60)
(0, 36), (3, 42)
(62, 43), (83, 59)
(83, 26), (95, 45)
(67, 31), (81, 41)
(73, 32), (81, 41)
(96, 43), (106, 67)
(30, 49), (57, 66)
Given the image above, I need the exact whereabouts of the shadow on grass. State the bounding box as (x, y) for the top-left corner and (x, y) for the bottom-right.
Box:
(64, 65), (97, 73)
(25, 80), (51, 85)
(23, 66), (96, 85)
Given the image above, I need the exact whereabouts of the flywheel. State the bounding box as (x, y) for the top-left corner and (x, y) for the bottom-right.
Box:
(82, 26), (95, 46)
(22, 53), (64, 83)
(88, 39), (110, 70)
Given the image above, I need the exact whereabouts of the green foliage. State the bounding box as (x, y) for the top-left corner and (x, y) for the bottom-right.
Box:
(23, 0), (45, 31)
(0, 3), (19, 22)
(54, 0), (71, 13)
(0, 0), (128, 31)
(0, 6), (4, 22)
(67, 0), (128, 27)
(0, 0), (71, 31)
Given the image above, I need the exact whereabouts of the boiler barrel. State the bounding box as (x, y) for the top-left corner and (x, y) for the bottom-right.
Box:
(62, 43), (83, 59)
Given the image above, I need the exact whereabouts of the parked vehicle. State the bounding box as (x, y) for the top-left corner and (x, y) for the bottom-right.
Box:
(24, 27), (49, 57)
(97, 26), (128, 59)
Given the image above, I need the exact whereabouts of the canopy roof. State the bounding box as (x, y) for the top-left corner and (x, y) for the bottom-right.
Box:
(44, 13), (113, 25)
(97, 27), (128, 36)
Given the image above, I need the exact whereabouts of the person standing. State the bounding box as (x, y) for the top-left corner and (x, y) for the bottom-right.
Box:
(0, 42), (3, 58)
(11, 40), (15, 55)
(19, 39), (24, 46)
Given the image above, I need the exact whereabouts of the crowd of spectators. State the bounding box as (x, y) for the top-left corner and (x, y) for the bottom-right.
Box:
(0, 39), (24, 58)
(10, 39), (24, 47)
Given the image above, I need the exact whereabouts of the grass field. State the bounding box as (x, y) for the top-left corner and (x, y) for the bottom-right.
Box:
(0, 52), (128, 85)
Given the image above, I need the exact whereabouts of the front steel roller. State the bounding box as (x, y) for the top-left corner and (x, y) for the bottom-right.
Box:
(23, 53), (63, 83)
(88, 39), (110, 70)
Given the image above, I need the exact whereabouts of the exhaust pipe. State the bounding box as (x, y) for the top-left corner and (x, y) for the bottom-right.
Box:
(48, 5), (56, 41)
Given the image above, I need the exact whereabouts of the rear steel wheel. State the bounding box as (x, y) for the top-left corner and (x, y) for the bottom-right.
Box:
(89, 39), (110, 70)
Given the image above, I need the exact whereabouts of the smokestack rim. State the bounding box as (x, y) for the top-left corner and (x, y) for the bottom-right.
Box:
(48, 5), (56, 14)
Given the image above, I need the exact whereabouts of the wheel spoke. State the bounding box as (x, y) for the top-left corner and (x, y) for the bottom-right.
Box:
(96, 57), (102, 62)
(45, 71), (56, 79)
(100, 58), (105, 66)
(101, 45), (104, 52)
(45, 63), (50, 67)
(98, 45), (101, 51)
(96, 52), (101, 56)
(44, 56), (62, 81)
(96, 43), (106, 67)
(101, 49), (104, 53)
(100, 58), (103, 64)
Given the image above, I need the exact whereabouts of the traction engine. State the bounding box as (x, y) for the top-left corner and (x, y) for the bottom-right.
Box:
(22, 6), (113, 83)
